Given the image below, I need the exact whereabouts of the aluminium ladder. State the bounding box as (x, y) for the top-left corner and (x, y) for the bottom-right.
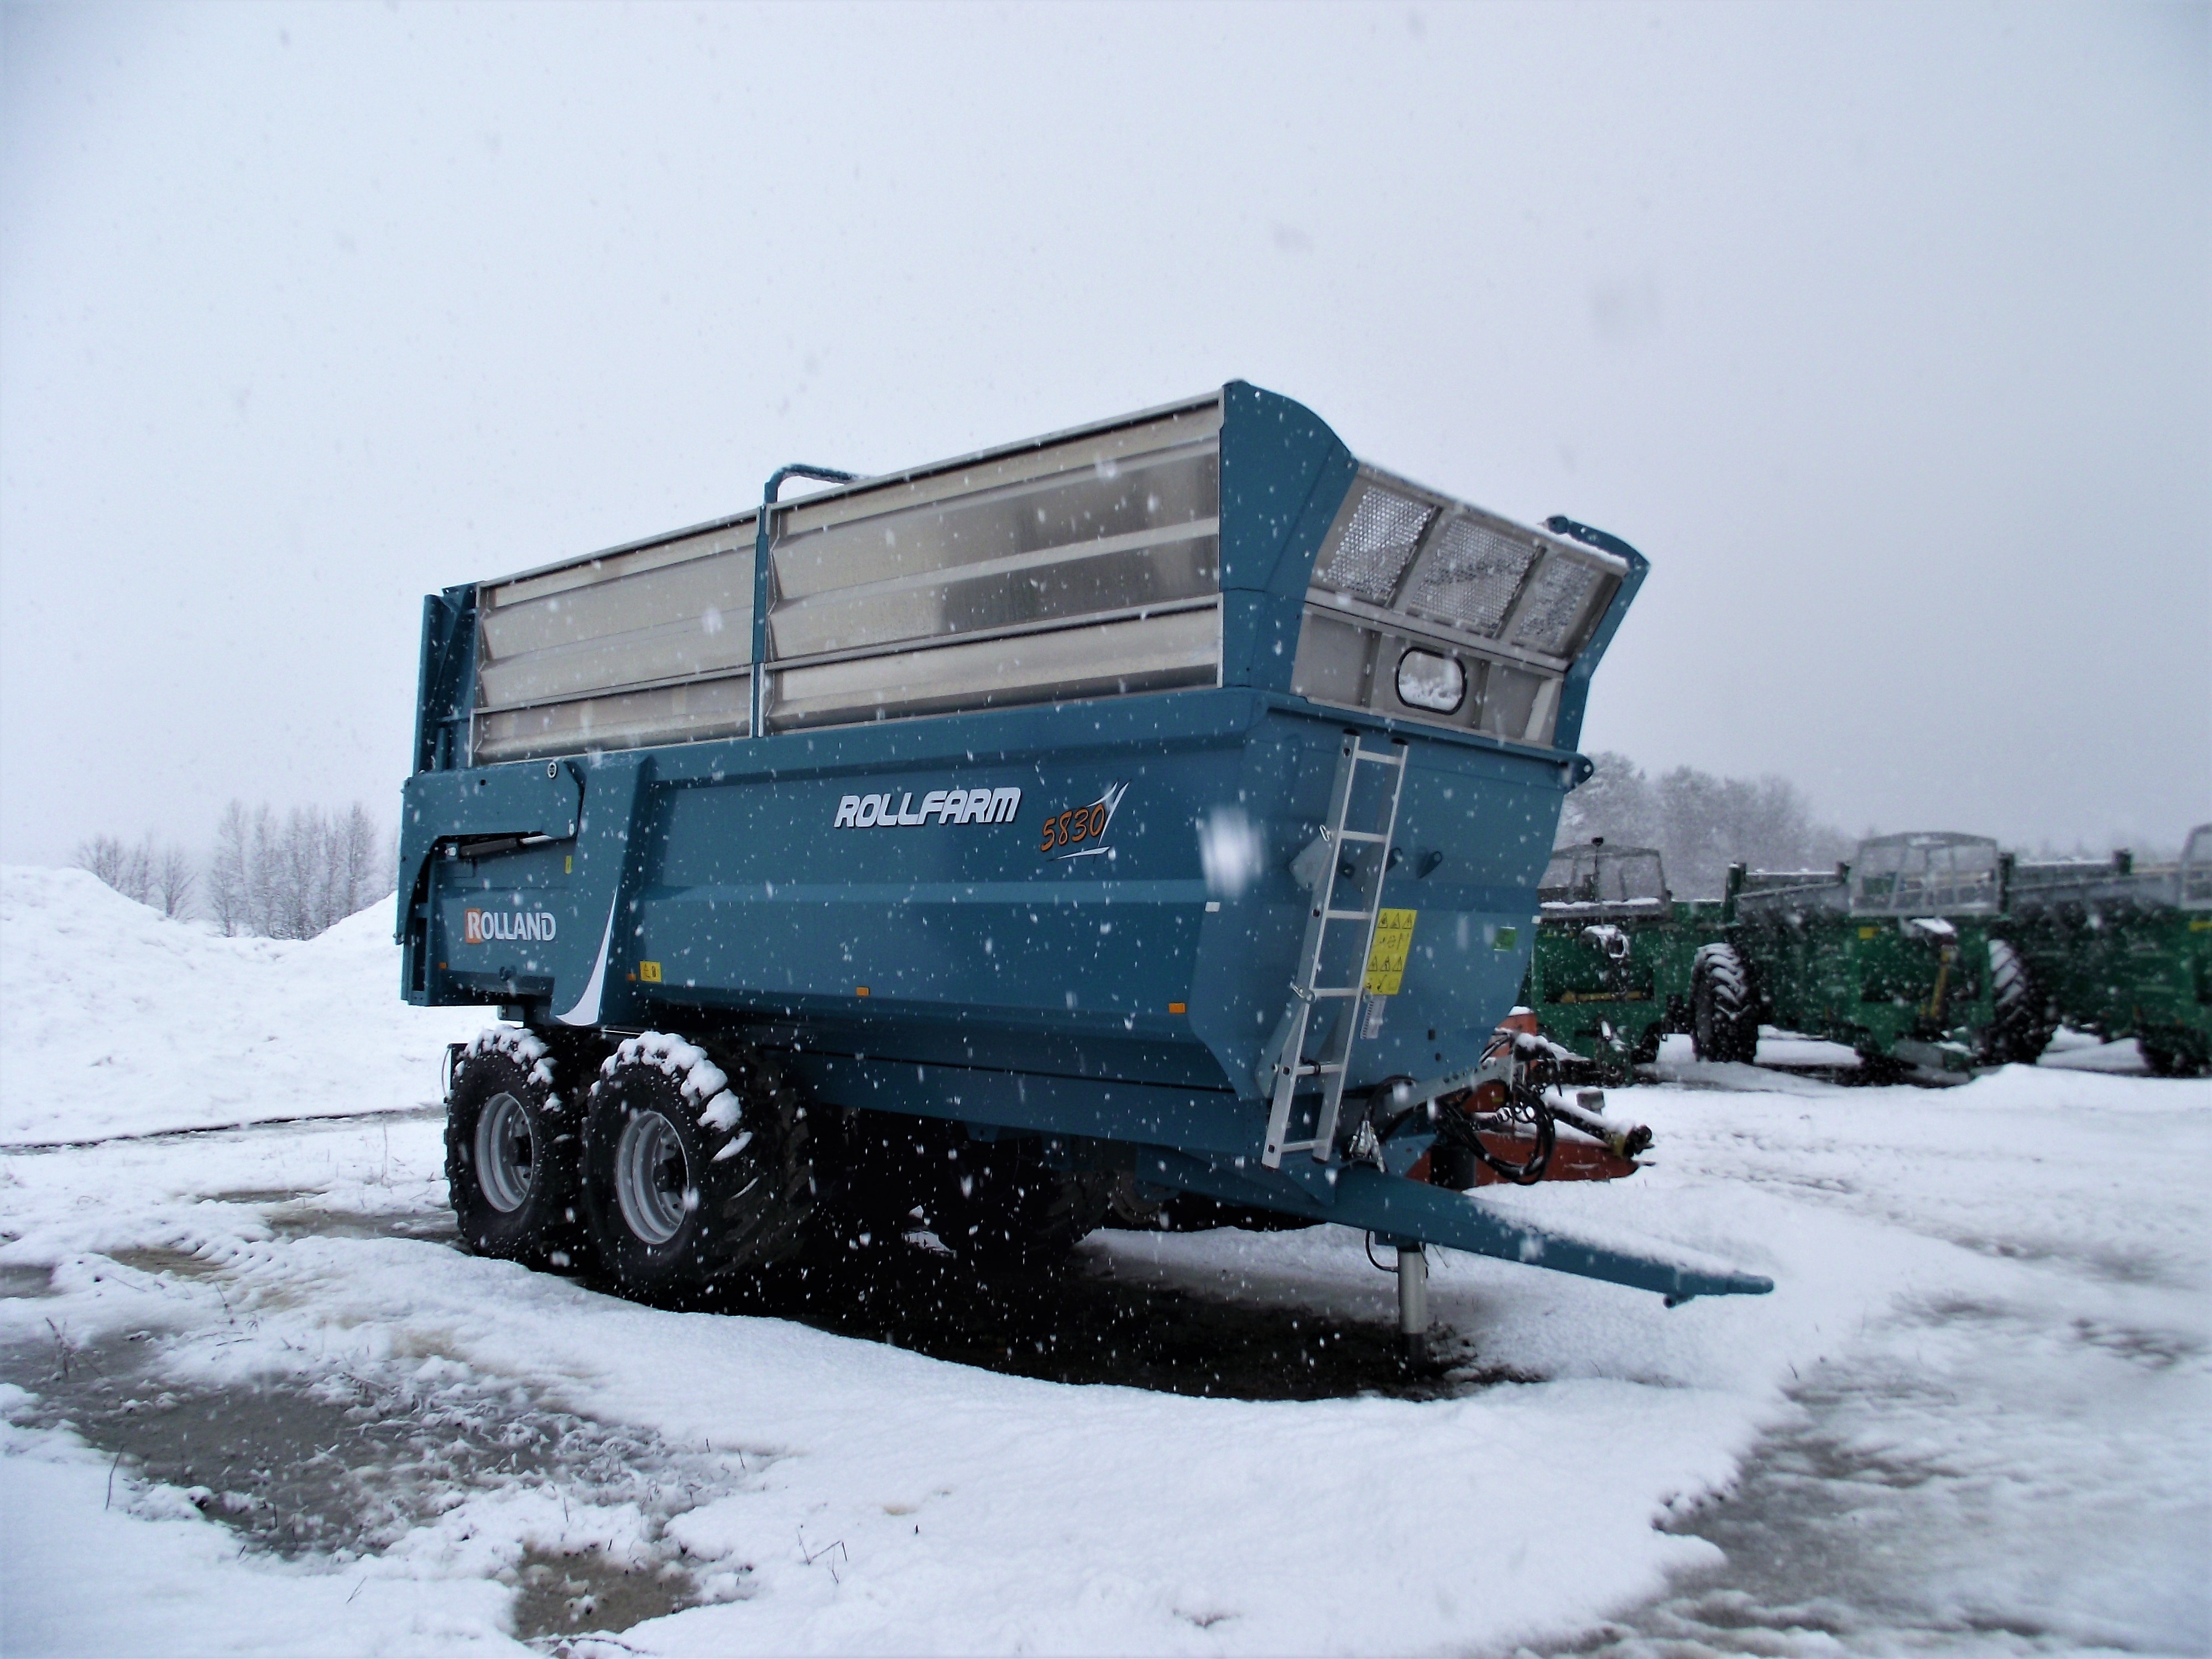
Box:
(1261, 734), (1410, 1168)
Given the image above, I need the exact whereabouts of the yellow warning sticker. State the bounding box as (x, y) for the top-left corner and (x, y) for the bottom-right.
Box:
(637, 960), (663, 984)
(1363, 909), (1417, 996)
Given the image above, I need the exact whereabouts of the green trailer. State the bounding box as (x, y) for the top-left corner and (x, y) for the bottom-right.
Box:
(1521, 841), (1721, 1082)
(1999, 825), (2212, 1077)
(1709, 832), (2051, 1082)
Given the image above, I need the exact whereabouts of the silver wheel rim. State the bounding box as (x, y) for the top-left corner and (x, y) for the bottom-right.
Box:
(614, 1110), (691, 1246)
(474, 1091), (535, 1213)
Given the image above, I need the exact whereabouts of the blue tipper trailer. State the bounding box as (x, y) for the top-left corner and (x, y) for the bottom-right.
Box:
(400, 382), (1770, 1344)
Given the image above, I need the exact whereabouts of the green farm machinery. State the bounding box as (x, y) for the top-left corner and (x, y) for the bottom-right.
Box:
(1522, 840), (1719, 1082)
(1707, 832), (2049, 1082)
(1999, 824), (2212, 1076)
(1525, 824), (2212, 1086)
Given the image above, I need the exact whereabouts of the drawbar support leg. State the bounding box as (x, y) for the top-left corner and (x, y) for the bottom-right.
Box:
(1397, 1245), (1428, 1364)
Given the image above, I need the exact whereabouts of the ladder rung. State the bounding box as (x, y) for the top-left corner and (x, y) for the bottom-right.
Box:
(1352, 747), (1406, 767)
(1307, 986), (1361, 999)
(1275, 1138), (1318, 1154)
(1338, 830), (1387, 843)
(1323, 909), (1373, 922)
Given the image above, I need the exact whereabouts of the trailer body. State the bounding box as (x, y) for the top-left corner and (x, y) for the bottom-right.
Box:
(400, 384), (1770, 1302)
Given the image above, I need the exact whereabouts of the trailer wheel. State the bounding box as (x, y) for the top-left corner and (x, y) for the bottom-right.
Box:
(1983, 939), (2054, 1066)
(446, 1027), (586, 1266)
(581, 1034), (814, 1294)
(803, 1109), (937, 1256)
(1692, 944), (1759, 1063)
(933, 1136), (1112, 1271)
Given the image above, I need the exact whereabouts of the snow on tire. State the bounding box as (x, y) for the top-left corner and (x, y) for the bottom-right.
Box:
(580, 1032), (815, 1295)
(1692, 943), (1759, 1064)
(445, 1025), (587, 1266)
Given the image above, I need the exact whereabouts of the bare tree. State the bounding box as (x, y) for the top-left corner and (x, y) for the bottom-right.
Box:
(76, 831), (200, 916)
(153, 844), (196, 919)
(75, 833), (154, 904)
(333, 802), (382, 920)
(207, 801), (251, 936)
(248, 805), (281, 938)
(204, 799), (394, 939)
(75, 834), (134, 895)
(1558, 753), (1850, 898)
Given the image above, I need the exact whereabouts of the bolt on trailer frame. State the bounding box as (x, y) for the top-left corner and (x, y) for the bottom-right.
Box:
(399, 382), (1770, 1304)
(1998, 825), (2212, 1076)
(1719, 832), (2047, 1079)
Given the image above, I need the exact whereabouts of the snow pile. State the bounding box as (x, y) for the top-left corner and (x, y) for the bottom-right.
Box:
(0, 866), (492, 1145)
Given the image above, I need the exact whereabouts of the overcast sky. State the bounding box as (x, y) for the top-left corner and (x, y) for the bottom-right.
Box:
(2, 0), (2205, 866)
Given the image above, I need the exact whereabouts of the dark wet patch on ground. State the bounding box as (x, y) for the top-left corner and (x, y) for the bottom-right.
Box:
(260, 1204), (461, 1246)
(206, 1187), (325, 1206)
(1532, 1392), (1991, 1656)
(243, 1196), (1524, 1399)
(1943, 1230), (2179, 1288)
(0, 1262), (56, 1298)
(1533, 1314), (2207, 1658)
(0, 1328), (752, 1636)
(107, 1245), (229, 1281)
(635, 1237), (1530, 1401)
(3, 1105), (446, 1156)
(505, 1545), (709, 1643)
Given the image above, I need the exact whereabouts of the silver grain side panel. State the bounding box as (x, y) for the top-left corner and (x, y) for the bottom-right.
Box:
(471, 520), (758, 759)
(769, 605), (1219, 731)
(466, 403), (1226, 759)
(761, 406), (1223, 732)
(473, 671), (752, 764)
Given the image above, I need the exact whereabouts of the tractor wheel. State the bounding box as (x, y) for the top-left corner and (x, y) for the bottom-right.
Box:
(2141, 1029), (2211, 1078)
(1983, 940), (2054, 1066)
(446, 1026), (587, 1267)
(581, 1034), (814, 1296)
(1692, 944), (1759, 1063)
(932, 1135), (1112, 1272)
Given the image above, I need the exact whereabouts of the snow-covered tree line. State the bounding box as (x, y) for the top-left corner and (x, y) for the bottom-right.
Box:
(1557, 753), (1853, 899)
(71, 834), (199, 919)
(74, 801), (394, 938)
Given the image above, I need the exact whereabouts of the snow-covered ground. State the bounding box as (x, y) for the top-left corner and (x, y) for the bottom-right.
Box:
(2, 867), (2206, 1655)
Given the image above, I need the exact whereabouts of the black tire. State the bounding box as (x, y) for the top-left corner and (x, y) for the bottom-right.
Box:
(445, 1027), (586, 1266)
(930, 1135), (1112, 1272)
(1983, 939), (2054, 1066)
(581, 1033), (815, 1295)
(1692, 943), (1759, 1063)
(1104, 1170), (1169, 1231)
(804, 1108), (938, 1258)
(2141, 1029), (2211, 1078)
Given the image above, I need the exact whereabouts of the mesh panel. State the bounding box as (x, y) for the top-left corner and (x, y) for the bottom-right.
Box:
(1316, 486), (1434, 604)
(1510, 557), (1602, 656)
(1403, 515), (1537, 638)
